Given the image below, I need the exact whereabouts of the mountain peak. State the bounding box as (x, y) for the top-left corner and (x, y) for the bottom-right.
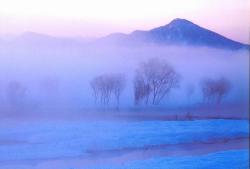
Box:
(101, 18), (249, 50)
(167, 18), (195, 28)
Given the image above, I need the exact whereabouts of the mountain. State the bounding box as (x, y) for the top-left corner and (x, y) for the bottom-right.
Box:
(99, 18), (249, 50)
(0, 32), (91, 50)
(1, 19), (249, 50)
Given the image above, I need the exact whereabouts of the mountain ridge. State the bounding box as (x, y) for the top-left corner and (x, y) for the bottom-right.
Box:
(1, 19), (249, 50)
(99, 18), (249, 50)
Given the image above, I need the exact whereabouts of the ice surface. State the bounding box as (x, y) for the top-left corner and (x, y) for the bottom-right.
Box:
(88, 150), (249, 169)
(0, 119), (248, 161)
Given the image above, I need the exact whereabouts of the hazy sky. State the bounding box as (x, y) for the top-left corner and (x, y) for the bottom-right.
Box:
(0, 0), (249, 43)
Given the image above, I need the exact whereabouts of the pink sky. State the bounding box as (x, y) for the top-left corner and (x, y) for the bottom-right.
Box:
(0, 0), (249, 43)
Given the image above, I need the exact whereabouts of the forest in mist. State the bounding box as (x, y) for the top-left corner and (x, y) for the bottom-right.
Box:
(0, 37), (249, 114)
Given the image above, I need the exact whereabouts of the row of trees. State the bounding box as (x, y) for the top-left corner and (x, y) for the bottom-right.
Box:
(0, 58), (231, 109)
(90, 57), (231, 107)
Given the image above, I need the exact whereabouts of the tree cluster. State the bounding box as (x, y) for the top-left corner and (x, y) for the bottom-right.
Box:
(134, 57), (180, 105)
(201, 77), (231, 105)
(90, 73), (125, 107)
(6, 81), (27, 107)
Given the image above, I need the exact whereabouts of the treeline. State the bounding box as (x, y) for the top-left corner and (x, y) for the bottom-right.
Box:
(0, 57), (231, 110)
(90, 57), (231, 108)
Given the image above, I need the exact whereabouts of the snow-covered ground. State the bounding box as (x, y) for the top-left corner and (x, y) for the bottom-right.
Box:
(0, 119), (249, 168)
(87, 149), (249, 169)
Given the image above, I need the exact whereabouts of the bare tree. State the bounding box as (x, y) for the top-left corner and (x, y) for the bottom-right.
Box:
(215, 78), (231, 104)
(90, 77), (101, 103)
(112, 74), (126, 108)
(201, 77), (231, 105)
(134, 72), (151, 105)
(90, 73), (126, 107)
(134, 57), (180, 105)
(90, 75), (111, 105)
(6, 81), (26, 107)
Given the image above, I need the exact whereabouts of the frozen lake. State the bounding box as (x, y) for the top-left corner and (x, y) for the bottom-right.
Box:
(0, 118), (249, 169)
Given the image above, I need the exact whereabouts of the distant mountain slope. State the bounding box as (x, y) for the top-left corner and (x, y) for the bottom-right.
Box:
(0, 32), (91, 50)
(99, 18), (249, 50)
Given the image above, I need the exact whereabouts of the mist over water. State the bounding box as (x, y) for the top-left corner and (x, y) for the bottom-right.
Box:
(0, 40), (249, 114)
(0, 36), (249, 169)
